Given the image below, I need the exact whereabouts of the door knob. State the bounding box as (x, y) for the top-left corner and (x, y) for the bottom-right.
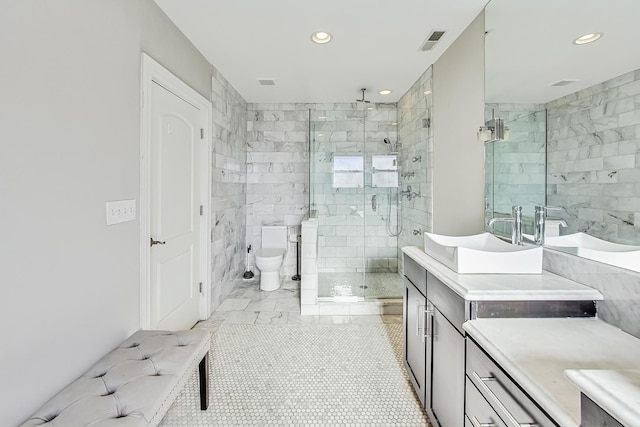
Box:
(150, 237), (166, 246)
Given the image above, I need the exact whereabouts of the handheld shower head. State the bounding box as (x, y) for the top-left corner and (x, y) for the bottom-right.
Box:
(383, 138), (391, 144)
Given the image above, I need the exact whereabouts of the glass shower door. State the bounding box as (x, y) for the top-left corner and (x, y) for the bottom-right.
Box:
(311, 102), (402, 302)
(311, 106), (366, 300)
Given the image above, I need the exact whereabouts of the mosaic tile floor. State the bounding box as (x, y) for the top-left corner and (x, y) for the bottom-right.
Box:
(318, 273), (404, 299)
(161, 323), (429, 426)
(159, 278), (429, 426)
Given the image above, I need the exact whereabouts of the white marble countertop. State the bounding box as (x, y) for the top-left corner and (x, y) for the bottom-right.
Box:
(565, 369), (640, 426)
(464, 318), (640, 426)
(402, 246), (603, 301)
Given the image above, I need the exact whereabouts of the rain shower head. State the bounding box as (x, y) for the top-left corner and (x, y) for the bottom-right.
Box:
(356, 88), (371, 103)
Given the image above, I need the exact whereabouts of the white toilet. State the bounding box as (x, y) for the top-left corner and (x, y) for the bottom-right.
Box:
(254, 225), (287, 291)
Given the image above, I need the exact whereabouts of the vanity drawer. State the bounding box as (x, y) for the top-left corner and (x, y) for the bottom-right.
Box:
(404, 254), (426, 295)
(427, 271), (466, 333)
(465, 377), (506, 427)
(466, 338), (556, 427)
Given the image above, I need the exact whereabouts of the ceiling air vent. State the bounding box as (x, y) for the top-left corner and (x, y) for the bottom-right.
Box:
(257, 79), (276, 86)
(551, 79), (579, 87)
(418, 30), (446, 52)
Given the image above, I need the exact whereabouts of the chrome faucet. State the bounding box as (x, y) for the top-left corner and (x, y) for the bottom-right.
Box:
(534, 205), (567, 245)
(488, 205), (523, 245)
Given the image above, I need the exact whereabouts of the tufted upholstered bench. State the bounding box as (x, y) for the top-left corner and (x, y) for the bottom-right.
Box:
(20, 329), (211, 426)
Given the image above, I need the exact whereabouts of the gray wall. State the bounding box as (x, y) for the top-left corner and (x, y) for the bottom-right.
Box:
(432, 11), (486, 235)
(0, 1), (212, 425)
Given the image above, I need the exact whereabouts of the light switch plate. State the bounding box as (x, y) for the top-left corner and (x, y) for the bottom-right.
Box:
(106, 200), (136, 225)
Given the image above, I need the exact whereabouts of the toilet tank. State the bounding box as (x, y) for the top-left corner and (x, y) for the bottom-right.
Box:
(262, 225), (288, 250)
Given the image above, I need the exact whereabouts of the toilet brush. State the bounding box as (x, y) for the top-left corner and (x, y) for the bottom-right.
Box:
(243, 245), (255, 280)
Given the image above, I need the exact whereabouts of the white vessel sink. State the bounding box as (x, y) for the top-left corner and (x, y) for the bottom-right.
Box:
(423, 232), (543, 274)
(546, 232), (640, 272)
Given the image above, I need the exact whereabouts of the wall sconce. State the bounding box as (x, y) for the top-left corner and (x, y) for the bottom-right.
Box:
(478, 111), (510, 142)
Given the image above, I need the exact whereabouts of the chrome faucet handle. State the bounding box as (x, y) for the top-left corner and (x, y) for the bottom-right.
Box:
(534, 205), (563, 245)
(511, 205), (523, 245)
(488, 207), (522, 245)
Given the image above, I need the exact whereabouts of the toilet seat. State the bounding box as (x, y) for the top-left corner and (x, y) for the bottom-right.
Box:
(255, 248), (285, 260)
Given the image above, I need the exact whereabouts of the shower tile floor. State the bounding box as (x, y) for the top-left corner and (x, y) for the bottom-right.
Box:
(159, 278), (430, 426)
(318, 272), (404, 299)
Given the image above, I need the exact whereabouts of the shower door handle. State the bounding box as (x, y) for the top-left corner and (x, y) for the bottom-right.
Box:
(371, 194), (377, 211)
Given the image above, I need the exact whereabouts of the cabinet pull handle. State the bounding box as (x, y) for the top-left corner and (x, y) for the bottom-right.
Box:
(423, 307), (434, 340)
(472, 372), (537, 427)
(416, 303), (425, 337)
(471, 416), (495, 427)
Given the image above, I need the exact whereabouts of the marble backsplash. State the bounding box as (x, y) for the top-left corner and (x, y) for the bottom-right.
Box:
(544, 248), (640, 340)
(546, 69), (640, 245)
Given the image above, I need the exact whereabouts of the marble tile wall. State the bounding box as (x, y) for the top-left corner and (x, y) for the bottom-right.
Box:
(210, 67), (248, 311)
(246, 103), (310, 277)
(546, 69), (640, 245)
(310, 103), (399, 273)
(484, 103), (546, 236)
(544, 248), (640, 340)
(397, 67), (433, 271)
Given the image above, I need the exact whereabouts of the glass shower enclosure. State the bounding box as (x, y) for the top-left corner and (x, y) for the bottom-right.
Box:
(309, 103), (403, 301)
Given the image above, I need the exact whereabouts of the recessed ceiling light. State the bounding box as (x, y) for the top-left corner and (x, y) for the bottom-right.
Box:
(379, 89), (392, 95)
(573, 32), (603, 45)
(311, 31), (332, 44)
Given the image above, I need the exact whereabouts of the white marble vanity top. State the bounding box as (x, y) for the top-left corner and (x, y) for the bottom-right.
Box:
(464, 318), (640, 426)
(565, 369), (640, 426)
(402, 246), (603, 301)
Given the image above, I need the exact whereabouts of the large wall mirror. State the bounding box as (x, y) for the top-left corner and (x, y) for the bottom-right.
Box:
(485, 0), (640, 272)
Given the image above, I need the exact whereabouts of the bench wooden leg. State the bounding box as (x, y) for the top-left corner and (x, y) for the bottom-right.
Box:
(198, 352), (209, 410)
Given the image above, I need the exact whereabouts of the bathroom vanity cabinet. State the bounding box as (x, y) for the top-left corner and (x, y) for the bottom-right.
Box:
(465, 338), (555, 426)
(429, 271), (465, 427)
(402, 247), (603, 427)
(403, 255), (466, 427)
(403, 255), (428, 407)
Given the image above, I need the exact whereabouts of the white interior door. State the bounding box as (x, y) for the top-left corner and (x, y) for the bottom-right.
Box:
(149, 81), (202, 330)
